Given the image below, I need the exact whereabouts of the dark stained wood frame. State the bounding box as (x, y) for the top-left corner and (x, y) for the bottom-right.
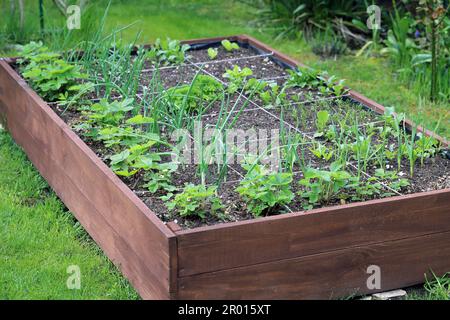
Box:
(0, 35), (449, 300)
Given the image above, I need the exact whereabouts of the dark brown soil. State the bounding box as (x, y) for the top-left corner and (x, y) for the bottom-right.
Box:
(17, 45), (450, 230)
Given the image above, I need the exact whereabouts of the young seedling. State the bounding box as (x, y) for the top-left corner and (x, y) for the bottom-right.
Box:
(223, 65), (253, 93)
(415, 134), (441, 166)
(145, 38), (190, 65)
(221, 39), (240, 52)
(207, 47), (218, 60)
(287, 67), (349, 97)
(402, 125), (418, 177)
(314, 110), (330, 138)
(310, 143), (334, 161)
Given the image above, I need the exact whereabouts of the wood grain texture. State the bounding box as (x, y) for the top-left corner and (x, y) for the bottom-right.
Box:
(178, 230), (450, 299)
(177, 190), (450, 277)
(0, 61), (176, 299)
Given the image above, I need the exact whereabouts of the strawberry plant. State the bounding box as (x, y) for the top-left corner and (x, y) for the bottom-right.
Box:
(93, 126), (159, 148)
(109, 141), (161, 177)
(299, 162), (353, 208)
(18, 42), (92, 102)
(85, 98), (135, 126)
(236, 160), (294, 217)
(20, 50), (89, 102)
(143, 162), (178, 194)
(166, 184), (223, 219)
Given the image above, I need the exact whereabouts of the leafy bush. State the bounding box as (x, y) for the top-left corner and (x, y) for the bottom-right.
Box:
(245, 0), (365, 39)
(236, 161), (294, 216)
(310, 28), (348, 58)
(381, 2), (449, 101)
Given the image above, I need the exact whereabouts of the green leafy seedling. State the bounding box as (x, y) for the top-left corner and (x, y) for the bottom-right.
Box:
(223, 65), (253, 93)
(310, 143), (334, 161)
(165, 74), (224, 111)
(146, 38), (190, 65)
(221, 39), (240, 52)
(314, 110), (330, 138)
(207, 47), (218, 60)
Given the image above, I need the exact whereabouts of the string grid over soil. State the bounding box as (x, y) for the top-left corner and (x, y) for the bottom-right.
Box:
(18, 43), (450, 229)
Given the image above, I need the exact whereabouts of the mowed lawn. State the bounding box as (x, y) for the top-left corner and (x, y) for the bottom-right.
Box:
(0, 0), (448, 299)
(0, 132), (138, 299)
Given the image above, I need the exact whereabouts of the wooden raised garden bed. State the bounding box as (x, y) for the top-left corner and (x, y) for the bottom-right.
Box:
(0, 35), (449, 299)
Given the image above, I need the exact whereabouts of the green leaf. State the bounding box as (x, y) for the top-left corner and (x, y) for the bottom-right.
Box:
(126, 114), (154, 125)
(207, 47), (218, 60)
(110, 150), (130, 165)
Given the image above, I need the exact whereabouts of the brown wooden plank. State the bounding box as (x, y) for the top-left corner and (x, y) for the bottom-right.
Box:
(0, 61), (176, 299)
(8, 124), (168, 298)
(177, 230), (450, 299)
(237, 35), (308, 69)
(177, 190), (450, 277)
(181, 35), (238, 45)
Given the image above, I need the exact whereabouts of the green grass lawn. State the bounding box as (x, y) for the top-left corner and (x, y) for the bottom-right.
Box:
(0, 131), (138, 299)
(0, 0), (448, 300)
